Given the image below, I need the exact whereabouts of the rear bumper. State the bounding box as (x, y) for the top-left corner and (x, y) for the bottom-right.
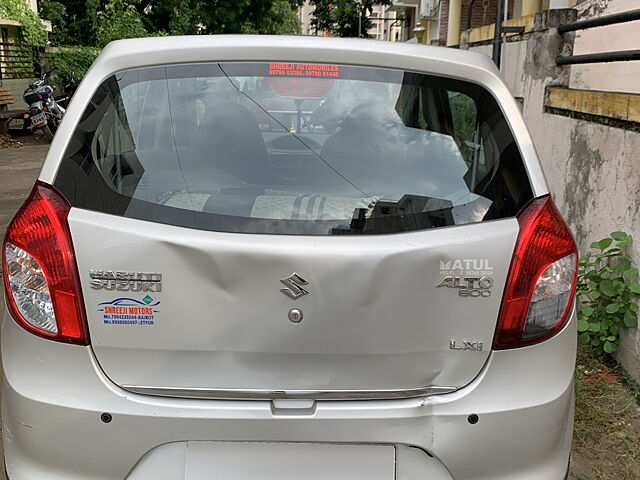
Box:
(2, 310), (576, 480)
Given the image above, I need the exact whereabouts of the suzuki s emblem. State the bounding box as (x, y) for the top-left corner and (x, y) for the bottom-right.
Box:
(280, 273), (309, 300)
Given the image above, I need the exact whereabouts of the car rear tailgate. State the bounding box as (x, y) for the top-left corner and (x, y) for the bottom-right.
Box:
(70, 208), (517, 398)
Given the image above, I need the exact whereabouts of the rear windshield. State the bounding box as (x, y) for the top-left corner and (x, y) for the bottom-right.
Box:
(54, 62), (532, 235)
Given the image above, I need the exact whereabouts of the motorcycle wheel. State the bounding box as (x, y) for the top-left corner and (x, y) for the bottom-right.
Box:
(22, 116), (31, 132)
(43, 124), (54, 142)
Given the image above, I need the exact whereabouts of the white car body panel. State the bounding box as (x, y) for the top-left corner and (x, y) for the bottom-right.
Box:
(69, 208), (517, 396)
(2, 308), (575, 480)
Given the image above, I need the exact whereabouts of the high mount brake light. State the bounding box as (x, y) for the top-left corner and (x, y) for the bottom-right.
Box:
(494, 196), (578, 349)
(267, 77), (334, 98)
(2, 182), (89, 344)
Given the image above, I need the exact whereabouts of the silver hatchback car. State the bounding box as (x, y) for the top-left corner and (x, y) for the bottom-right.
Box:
(2, 36), (577, 479)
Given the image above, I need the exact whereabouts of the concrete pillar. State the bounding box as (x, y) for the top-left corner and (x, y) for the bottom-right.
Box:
(521, 0), (542, 16)
(423, 21), (432, 45)
(446, 0), (462, 46)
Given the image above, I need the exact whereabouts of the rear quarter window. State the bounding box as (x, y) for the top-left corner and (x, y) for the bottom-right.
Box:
(54, 62), (532, 235)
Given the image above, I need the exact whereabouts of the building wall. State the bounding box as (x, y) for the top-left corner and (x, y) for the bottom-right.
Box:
(368, 5), (399, 41)
(0, 78), (34, 107)
(466, 9), (640, 380)
(439, 0), (515, 44)
(569, 0), (640, 94)
(298, 3), (316, 35)
(438, 0), (451, 43)
(297, 1), (407, 40)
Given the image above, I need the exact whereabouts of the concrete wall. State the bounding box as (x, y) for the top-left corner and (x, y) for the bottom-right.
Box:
(539, 117), (640, 380)
(465, 13), (640, 380)
(0, 78), (35, 109)
(438, 0), (516, 44)
(570, 0), (640, 94)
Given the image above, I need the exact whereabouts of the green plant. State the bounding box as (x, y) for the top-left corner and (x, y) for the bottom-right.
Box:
(95, 0), (148, 48)
(0, 0), (48, 45)
(43, 46), (100, 81)
(577, 232), (640, 355)
(240, 0), (302, 35)
(309, 0), (392, 37)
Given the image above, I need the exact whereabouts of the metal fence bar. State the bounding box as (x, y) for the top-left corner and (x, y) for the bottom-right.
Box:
(558, 8), (640, 34)
(0, 42), (38, 80)
(0, 53), (34, 58)
(556, 49), (640, 65)
(0, 41), (38, 48)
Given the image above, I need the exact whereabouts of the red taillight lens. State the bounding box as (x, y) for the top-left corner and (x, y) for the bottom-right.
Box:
(493, 196), (578, 349)
(2, 182), (89, 344)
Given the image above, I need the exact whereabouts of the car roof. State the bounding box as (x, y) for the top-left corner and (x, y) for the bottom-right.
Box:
(98, 35), (498, 77)
(91, 36), (507, 108)
(38, 35), (549, 196)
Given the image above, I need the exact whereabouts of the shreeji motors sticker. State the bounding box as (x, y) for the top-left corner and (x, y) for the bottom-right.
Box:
(97, 296), (160, 326)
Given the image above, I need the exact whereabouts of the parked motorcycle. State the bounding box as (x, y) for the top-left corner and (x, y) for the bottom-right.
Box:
(55, 73), (79, 110)
(23, 68), (65, 142)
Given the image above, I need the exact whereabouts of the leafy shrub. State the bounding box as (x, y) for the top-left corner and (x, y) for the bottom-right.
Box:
(0, 0), (48, 45)
(95, 0), (148, 48)
(43, 46), (100, 81)
(577, 232), (640, 355)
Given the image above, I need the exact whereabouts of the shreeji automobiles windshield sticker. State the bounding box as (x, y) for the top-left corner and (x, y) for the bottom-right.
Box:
(267, 63), (340, 78)
(266, 63), (338, 99)
(97, 296), (160, 327)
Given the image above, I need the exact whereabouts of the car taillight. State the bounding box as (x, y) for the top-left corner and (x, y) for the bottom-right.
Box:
(493, 196), (577, 349)
(2, 182), (89, 344)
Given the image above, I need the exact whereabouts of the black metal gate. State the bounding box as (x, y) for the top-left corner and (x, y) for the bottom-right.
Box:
(0, 42), (42, 81)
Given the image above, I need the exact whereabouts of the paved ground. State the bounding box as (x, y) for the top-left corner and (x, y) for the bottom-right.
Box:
(0, 135), (49, 478)
(0, 137), (49, 234)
